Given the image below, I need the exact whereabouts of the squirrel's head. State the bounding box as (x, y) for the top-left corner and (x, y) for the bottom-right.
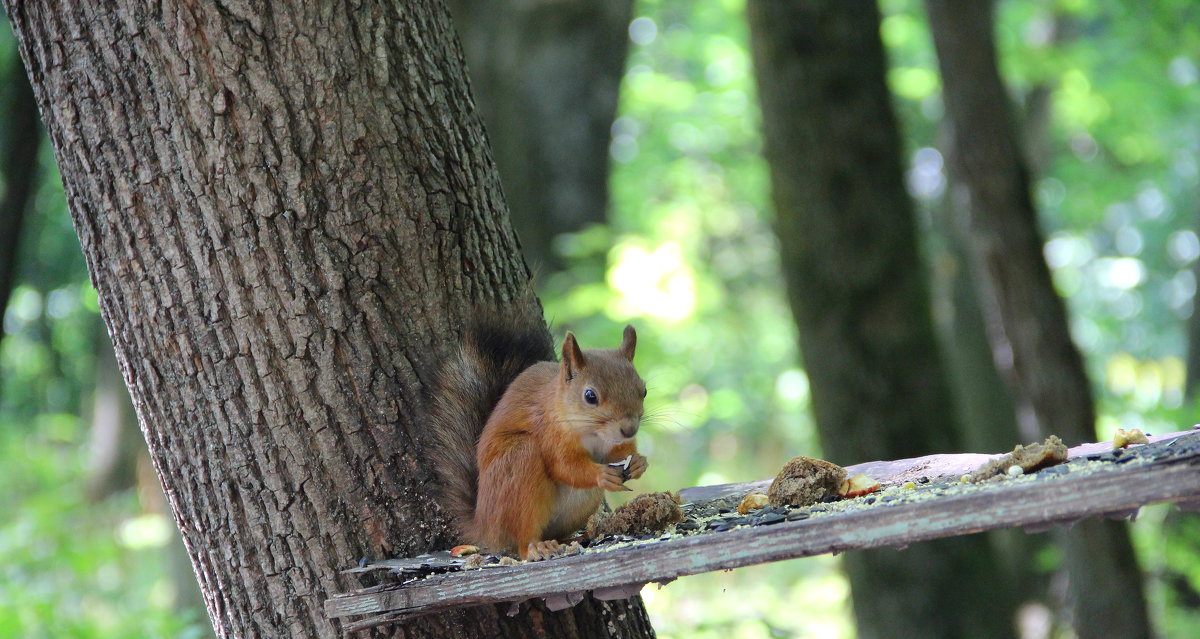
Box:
(557, 325), (646, 454)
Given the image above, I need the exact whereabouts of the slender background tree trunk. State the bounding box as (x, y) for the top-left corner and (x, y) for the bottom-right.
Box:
(84, 333), (141, 501)
(929, 150), (1051, 620)
(1171, 202), (1200, 630)
(446, 0), (632, 273)
(746, 2), (1015, 637)
(929, 169), (1027, 451)
(85, 330), (215, 634)
(0, 46), (41, 343)
(1185, 218), (1200, 397)
(923, 0), (1090, 449)
(923, 1), (1152, 637)
(4, 2), (655, 637)
(928, 13), (1076, 617)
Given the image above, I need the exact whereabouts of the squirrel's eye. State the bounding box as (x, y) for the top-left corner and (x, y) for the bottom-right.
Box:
(583, 388), (599, 405)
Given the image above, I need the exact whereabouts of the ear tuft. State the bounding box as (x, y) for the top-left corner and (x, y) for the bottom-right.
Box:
(618, 325), (636, 361)
(561, 332), (586, 380)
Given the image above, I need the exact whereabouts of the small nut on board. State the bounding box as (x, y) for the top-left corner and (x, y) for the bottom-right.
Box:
(767, 456), (847, 507)
(967, 435), (1068, 482)
(1113, 428), (1149, 449)
(837, 474), (881, 498)
(737, 493), (770, 514)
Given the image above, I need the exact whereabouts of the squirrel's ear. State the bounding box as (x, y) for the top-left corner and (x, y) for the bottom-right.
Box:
(561, 332), (586, 380)
(618, 325), (636, 361)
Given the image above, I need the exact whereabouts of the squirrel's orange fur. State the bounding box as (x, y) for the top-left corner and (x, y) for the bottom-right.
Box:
(429, 320), (647, 560)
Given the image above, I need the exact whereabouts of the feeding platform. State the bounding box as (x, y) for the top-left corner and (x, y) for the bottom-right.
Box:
(325, 428), (1200, 631)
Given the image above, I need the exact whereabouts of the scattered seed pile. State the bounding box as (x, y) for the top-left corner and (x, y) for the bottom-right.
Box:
(767, 456), (847, 507)
(587, 491), (684, 539)
(968, 435), (1068, 482)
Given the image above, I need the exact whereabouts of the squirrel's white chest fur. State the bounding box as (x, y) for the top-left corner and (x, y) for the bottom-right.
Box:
(541, 431), (615, 541)
(544, 485), (602, 540)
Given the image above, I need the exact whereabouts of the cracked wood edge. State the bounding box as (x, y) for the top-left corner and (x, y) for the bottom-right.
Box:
(326, 431), (1200, 623)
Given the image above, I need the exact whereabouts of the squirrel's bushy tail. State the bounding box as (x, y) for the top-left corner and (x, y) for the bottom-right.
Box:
(428, 316), (553, 537)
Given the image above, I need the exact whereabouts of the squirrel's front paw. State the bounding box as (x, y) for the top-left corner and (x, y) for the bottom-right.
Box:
(627, 454), (648, 480)
(525, 540), (562, 561)
(597, 465), (632, 492)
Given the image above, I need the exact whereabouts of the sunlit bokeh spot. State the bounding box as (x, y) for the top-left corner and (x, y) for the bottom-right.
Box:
(608, 241), (696, 322)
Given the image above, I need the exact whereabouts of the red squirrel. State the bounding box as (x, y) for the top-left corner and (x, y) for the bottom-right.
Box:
(430, 319), (648, 560)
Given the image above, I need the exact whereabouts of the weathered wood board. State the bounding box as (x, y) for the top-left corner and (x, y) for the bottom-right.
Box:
(326, 429), (1200, 631)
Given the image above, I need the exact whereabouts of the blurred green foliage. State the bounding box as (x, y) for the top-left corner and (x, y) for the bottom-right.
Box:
(3, 0), (1200, 637)
(0, 421), (208, 639)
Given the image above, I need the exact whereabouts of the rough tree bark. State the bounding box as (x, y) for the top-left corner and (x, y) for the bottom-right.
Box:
(4, 2), (655, 638)
(745, 2), (1015, 637)
(446, 0), (632, 273)
(923, 1), (1152, 637)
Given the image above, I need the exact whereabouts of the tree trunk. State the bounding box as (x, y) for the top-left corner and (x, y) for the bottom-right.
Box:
(930, 12), (1077, 612)
(0, 45), (41, 342)
(929, 172), (1027, 451)
(4, 2), (654, 638)
(923, 0), (1092, 446)
(923, 1), (1152, 637)
(746, 2), (1015, 637)
(1186, 217), (1200, 397)
(1173, 205), (1200, 632)
(446, 0), (632, 273)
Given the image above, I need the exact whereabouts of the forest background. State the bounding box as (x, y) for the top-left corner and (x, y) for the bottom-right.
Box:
(2, 0), (1199, 637)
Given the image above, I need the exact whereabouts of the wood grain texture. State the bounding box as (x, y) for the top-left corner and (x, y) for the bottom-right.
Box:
(328, 431), (1200, 627)
(4, 1), (653, 637)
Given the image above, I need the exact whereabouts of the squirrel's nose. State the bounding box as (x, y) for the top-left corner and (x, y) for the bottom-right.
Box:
(620, 423), (639, 438)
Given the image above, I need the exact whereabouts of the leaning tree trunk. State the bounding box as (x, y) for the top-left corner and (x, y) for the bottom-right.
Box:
(745, 2), (1015, 637)
(1170, 201), (1200, 628)
(446, 0), (632, 273)
(923, 1), (1152, 637)
(930, 12), (1076, 611)
(4, 2), (655, 638)
(929, 127), (1027, 452)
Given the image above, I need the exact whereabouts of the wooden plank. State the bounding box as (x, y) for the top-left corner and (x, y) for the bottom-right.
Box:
(678, 431), (1184, 503)
(325, 430), (1200, 629)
